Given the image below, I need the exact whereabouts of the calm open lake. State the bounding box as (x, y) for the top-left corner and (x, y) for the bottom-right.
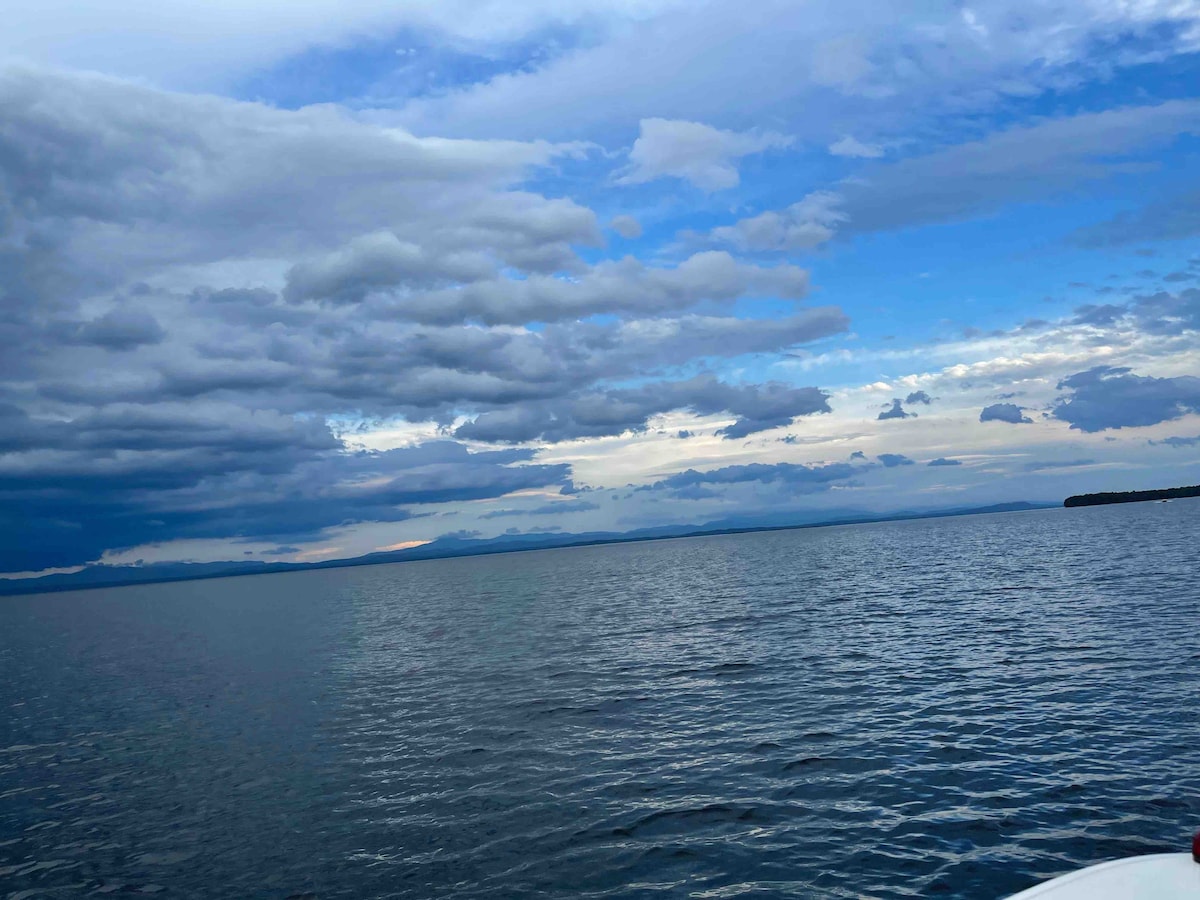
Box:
(3, 502), (1199, 898)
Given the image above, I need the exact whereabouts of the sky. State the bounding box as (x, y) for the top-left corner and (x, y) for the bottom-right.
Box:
(2, 0), (1200, 578)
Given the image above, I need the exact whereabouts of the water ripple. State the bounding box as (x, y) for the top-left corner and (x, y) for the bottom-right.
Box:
(2, 503), (1199, 898)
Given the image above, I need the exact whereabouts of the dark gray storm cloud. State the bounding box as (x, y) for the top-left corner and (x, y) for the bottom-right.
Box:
(0, 401), (339, 458)
(0, 431), (570, 573)
(877, 399), (912, 420)
(980, 403), (1033, 424)
(927, 457), (962, 466)
(1051, 366), (1200, 432)
(877, 453), (914, 467)
(905, 390), (932, 405)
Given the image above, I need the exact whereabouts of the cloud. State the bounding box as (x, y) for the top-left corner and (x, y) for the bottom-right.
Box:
(365, 251), (812, 325)
(877, 399), (912, 420)
(0, 431), (570, 572)
(616, 118), (792, 191)
(829, 135), (883, 158)
(877, 453), (914, 467)
(1024, 458), (1095, 471)
(711, 191), (846, 252)
(1072, 303), (1128, 327)
(1150, 434), (1200, 447)
(711, 101), (1200, 251)
(1071, 288), (1200, 336)
(397, 0), (1200, 141)
(847, 102), (1200, 233)
(0, 1), (693, 90)
(905, 390), (932, 405)
(980, 403), (1033, 424)
(645, 460), (862, 498)
(1051, 366), (1200, 432)
(59, 308), (167, 352)
(1071, 189), (1200, 247)
(0, 65), (595, 318)
(479, 499), (600, 519)
(284, 231), (496, 304)
(927, 457), (961, 466)
(0, 68), (840, 404)
(0, 67), (859, 574)
(456, 375), (831, 443)
(609, 215), (643, 239)
(1131, 289), (1200, 335)
(437, 529), (484, 542)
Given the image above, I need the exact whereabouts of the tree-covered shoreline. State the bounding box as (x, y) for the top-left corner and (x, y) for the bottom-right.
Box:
(1065, 485), (1200, 507)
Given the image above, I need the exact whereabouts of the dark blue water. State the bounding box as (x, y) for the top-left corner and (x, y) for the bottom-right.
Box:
(3, 502), (1200, 899)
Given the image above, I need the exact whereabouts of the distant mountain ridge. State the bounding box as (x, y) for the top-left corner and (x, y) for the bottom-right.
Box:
(0, 501), (1053, 597)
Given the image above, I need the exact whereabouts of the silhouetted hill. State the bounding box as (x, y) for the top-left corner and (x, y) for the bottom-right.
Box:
(1064, 485), (1200, 507)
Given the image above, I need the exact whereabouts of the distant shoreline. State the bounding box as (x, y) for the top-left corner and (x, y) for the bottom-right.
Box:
(1064, 485), (1200, 508)
(1, 501), (1054, 598)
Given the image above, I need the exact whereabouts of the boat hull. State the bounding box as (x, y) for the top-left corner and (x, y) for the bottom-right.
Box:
(1007, 853), (1199, 898)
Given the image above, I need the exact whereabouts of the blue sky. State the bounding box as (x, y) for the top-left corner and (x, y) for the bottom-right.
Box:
(2, 0), (1199, 576)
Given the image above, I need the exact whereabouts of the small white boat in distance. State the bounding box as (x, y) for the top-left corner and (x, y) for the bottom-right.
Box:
(1007, 837), (1200, 898)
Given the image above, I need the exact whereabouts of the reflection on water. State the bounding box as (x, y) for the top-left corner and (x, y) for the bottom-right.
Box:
(3, 502), (1200, 898)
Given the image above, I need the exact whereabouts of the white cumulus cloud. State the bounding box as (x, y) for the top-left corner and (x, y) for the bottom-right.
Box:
(828, 135), (884, 158)
(616, 118), (792, 191)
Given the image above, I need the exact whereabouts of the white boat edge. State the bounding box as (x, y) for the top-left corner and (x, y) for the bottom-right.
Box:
(1006, 852), (1200, 898)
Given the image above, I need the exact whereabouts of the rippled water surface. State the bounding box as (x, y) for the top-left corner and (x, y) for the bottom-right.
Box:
(3, 502), (1200, 899)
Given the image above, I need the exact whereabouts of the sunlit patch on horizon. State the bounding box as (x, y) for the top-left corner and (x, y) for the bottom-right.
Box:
(375, 539), (433, 552)
(294, 546), (347, 562)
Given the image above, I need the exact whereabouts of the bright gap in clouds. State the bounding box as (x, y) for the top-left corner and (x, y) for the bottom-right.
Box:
(1, 1), (1199, 577)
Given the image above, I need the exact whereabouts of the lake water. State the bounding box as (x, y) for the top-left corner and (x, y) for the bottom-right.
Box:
(3, 502), (1199, 898)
